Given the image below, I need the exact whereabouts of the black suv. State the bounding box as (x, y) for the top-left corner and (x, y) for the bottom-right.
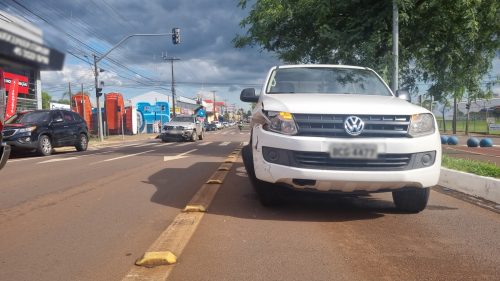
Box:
(2, 110), (89, 156)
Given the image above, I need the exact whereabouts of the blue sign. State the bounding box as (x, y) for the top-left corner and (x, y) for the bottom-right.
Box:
(197, 108), (206, 117)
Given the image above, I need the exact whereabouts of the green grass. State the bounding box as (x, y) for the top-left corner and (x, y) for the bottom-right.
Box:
(436, 119), (500, 135)
(442, 155), (500, 178)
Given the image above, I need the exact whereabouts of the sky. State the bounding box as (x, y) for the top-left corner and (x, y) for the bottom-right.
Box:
(0, 0), (282, 110)
(1, 0), (498, 112)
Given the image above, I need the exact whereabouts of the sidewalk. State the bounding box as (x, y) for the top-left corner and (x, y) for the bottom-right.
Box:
(88, 133), (159, 148)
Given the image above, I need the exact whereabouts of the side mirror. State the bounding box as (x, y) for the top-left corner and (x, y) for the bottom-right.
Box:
(396, 89), (411, 102)
(240, 88), (259, 103)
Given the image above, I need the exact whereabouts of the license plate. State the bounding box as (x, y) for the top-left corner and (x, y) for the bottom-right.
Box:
(330, 143), (378, 159)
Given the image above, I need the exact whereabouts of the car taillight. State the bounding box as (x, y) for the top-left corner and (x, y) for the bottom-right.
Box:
(0, 120), (3, 132)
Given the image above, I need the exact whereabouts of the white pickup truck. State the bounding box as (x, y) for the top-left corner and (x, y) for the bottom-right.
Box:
(240, 64), (441, 213)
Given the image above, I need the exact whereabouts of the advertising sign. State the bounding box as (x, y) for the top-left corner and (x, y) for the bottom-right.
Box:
(49, 102), (70, 110)
(0, 29), (65, 70)
(3, 72), (28, 94)
(4, 78), (18, 120)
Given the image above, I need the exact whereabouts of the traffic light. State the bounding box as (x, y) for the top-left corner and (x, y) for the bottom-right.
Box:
(172, 28), (180, 44)
(96, 87), (103, 97)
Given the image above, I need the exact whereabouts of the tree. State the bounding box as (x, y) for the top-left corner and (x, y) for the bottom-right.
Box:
(41, 91), (51, 109)
(235, 0), (499, 107)
(56, 99), (70, 105)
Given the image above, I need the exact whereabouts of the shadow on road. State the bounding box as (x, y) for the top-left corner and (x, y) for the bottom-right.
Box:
(145, 159), (437, 222)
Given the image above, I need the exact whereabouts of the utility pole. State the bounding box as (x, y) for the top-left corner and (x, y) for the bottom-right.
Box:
(392, 0), (399, 93)
(68, 82), (72, 109)
(81, 84), (85, 122)
(93, 54), (104, 141)
(163, 56), (180, 118)
(212, 90), (216, 121)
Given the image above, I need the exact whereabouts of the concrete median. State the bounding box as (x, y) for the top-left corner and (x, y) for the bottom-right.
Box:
(439, 167), (500, 204)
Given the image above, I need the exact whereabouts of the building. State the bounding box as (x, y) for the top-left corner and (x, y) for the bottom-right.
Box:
(127, 91), (199, 133)
(0, 11), (64, 115)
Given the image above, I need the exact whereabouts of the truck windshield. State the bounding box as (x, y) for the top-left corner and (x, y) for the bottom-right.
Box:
(6, 111), (50, 124)
(171, 116), (194, 122)
(266, 67), (392, 96)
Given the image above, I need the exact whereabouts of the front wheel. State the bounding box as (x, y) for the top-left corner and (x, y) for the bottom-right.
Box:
(75, 133), (88, 151)
(242, 144), (281, 206)
(392, 187), (430, 213)
(37, 135), (52, 156)
(190, 130), (197, 142)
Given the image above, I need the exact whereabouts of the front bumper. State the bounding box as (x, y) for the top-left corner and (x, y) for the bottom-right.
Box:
(251, 125), (441, 193)
(161, 129), (194, 141)
(3, 133), (39, 150)
(0, 142), (11, 170)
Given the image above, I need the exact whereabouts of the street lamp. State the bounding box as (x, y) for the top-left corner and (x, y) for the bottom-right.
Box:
(93, 30), (180, 141)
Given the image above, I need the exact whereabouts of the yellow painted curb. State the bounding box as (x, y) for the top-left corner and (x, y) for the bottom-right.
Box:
(135, 251), (177, 267)
(206, 179), (223, 184)
(183, 204), (206, 212)
(218, 163), (232, 171)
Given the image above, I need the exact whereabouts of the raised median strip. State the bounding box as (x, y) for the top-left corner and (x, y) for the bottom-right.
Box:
(439, 167), (500, 204)
(122, 145), (242, 281)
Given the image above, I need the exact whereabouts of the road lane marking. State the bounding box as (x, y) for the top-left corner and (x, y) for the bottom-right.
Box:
(163, 149), (197, 162)
(92, 150), (155, 164)
(175, 142), (193, 147)
(37, 157), (79, 164)
(197, 142), (212, 146)
(219, 142), (231, 146)
(132, 143), (157, 147)
(154, 143), (174, 147)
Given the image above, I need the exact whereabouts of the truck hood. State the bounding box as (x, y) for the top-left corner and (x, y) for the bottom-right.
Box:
(261, 94), (430, 115)
(166, 121), (194, 127)
(4, 123), (37, 129)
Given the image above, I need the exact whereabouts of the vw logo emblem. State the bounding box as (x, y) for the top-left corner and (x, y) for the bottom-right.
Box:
(344, 116), (365, 136)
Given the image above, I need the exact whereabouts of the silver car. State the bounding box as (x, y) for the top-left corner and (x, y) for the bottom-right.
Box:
(161, 115), (204, 142)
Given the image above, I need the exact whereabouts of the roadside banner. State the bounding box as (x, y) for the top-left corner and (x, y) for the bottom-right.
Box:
(4, 78), (18, 120)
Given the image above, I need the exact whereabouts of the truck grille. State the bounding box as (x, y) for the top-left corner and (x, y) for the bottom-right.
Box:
(294, 114), (410, 138)
(293, 151), (413, 171)
(164, 126), (183, 130)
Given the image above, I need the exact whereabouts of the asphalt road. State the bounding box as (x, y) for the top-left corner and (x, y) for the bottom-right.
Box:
(1, 127), (499, 281)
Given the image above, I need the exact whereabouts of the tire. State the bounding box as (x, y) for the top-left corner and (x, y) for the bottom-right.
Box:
(242, 144), (281, 206)
(392, 187), (430, 213)
(37, 135), (52, 156)
(190, 130), (197, 142)
(75, 133), (88, 151)
(198, 129), (204, 140)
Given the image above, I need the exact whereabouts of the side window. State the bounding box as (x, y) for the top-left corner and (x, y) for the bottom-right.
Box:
(52, 111), (63, 122)
(62, 111), (74, 122)
(72, 112), (83, 122)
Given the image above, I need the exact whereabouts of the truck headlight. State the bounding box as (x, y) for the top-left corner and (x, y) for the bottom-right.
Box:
(265, 111), (298, 135)
(408, 113), (435, 137)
